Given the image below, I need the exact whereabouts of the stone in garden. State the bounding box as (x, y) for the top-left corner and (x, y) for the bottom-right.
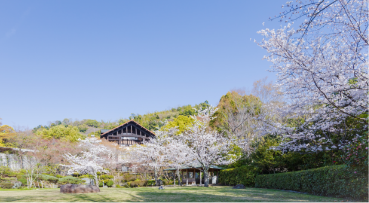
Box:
(60, 184), (100, 193)
(12, 181), (22, 189)
(232, 184), (245, 189)
(158, 186), (165, 190)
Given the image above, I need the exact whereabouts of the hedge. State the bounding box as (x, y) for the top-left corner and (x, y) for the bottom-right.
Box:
(255, 165), (368, 200)
(219, 165), (259, 187)
(57, 176), (84, 185)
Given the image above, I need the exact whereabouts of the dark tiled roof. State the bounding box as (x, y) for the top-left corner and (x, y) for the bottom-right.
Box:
(100, 120), (155, 136)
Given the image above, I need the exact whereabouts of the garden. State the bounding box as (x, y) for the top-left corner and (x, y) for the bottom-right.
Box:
(0, 0), (368, 202)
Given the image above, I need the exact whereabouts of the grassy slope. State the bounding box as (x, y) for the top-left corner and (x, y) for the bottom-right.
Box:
(0, 186), (343, 202)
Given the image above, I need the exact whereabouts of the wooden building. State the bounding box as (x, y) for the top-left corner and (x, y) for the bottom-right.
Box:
(100, 120), (155, 147)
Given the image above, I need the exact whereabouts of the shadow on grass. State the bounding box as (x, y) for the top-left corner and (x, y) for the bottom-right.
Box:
(0, 187), (344, 202)
(134, 187), (342, 202)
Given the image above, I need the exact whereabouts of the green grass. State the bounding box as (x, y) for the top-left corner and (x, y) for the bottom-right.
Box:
(0, 186), (344, 202)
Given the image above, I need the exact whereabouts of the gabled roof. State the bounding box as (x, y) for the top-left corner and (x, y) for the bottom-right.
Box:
(100, 120), (155, 136)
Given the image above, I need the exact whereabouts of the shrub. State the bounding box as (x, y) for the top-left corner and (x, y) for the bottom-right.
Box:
(255, 165), (368, 200)
(123, 175), (136, 182)
(18, 178), (27, 186)
(106, 180), (114, 187)
(55, 175), (63, 178)
(147, 180), (155, 186)
(57, 176), (84, 185)
(0, 166), (12, 176)
(0, 182), (13, 189)
(341, 135), (368, 172)
(162, 179), (173, 185)
(38, 175), (59, 183)
(99, 181), (103, 187)
(129, 180), (147, 187)
(219, 165), (259, 186)
(100, 175), (114, 180)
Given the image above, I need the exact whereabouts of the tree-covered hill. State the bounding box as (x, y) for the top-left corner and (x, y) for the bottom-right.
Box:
(32, 101), (210, 136)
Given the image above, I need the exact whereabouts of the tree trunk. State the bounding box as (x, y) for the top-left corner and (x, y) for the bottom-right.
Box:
(203, 167), (209, 187)
(154, 166), (159, 186)
(176, 168), (181, 186)
(94, 173), (99, 187)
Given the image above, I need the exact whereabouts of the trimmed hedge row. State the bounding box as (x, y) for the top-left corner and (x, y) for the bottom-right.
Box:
(219, 165), (259, 187)
(255, 165), (368, 200)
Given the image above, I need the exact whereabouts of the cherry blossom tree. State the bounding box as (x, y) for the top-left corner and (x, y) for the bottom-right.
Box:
(164, 135), (194, 186)
(255, 0), (368, 152)
(181, 106), (238, 187)
(128, 135), (167, 186)
(62, 136), (114, 186)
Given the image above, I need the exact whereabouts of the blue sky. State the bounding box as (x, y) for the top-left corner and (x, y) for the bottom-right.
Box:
(1, 0), (287, 128)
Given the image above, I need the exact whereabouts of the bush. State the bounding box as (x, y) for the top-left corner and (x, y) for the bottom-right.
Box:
(106, 180), (114, 187)
(100, 175), (114, 180)
(147, 180), (155, 186)
(0, 166), (12, 176)
(18, 178), (27, 186)
(129, 180), (147, 187)
(255, 165), (368, 200)
(219, 165), (259, 187)
(38, 175), (59, 183)
(0, 182), (13, 189)
(162, 179), (173, 185)
(56, 175), (63, 178)
(123, 174), (136, 182)
(57, 176), (84, 185)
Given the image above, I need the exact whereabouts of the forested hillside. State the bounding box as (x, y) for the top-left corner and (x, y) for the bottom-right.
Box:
(32, 101), (210, 137)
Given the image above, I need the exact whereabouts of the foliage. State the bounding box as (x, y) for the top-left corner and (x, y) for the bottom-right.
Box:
(57, 176), (84, 185)
(0, 125), (15, 146)
(37, 175), (59, 183)
(160, 115), (195, 135)
(100, 174), (114, 180)
(255, 0), (368, 152)
(122, 174), (136, 182)
(219, 165), (259, 187)
(62, 137), (114, 187)
(255, 165), (368, 200)
(0, 182), (13, 189)
(32, 101), (210, 132)
(78, 125), (88, 133)
(106, 180), (114, 187)
(210, 91), (261, 134)
(18, 178), (27, 186)
(341, 135), (368, 172)
(0, 166), (13, 176)
(129, 180), (147, 187)
(231, 135), (346, 174)
(35, 125), (85, 142)
(85, 120), (99, 128)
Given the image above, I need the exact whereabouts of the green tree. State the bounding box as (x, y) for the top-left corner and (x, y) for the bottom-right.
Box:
(161, 115), (195, 135)
(35, 125), (85, 142)
(85, 119), (99, 128)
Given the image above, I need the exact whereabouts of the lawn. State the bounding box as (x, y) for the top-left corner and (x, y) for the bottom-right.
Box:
(0, 186), (344, 202)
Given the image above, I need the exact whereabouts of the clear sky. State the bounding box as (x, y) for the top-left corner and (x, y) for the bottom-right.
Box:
(1, 0), (287, 128)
